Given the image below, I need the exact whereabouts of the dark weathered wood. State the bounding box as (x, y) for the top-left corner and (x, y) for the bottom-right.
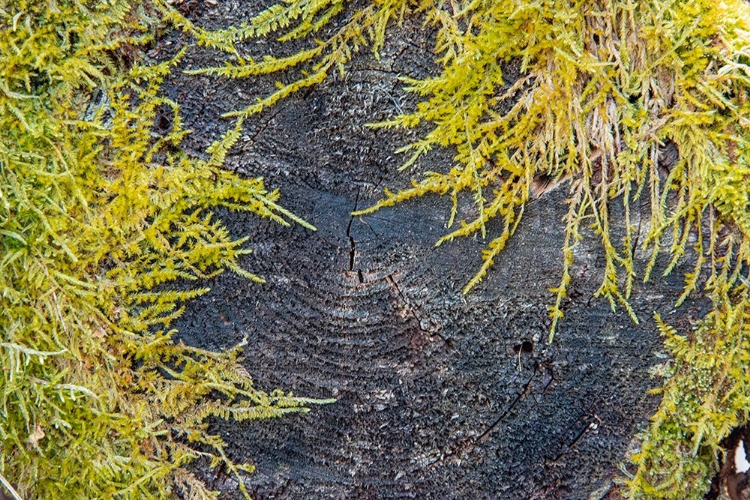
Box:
(164, 4), (708, 498)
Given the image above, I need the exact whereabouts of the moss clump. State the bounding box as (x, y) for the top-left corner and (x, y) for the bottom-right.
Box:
(164, 0), (750, 497)
(0, 1), (330, 498)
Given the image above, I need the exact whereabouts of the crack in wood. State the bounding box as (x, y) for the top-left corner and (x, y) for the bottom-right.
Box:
(475, 367), (539, 445)
(419, 364), (550, 471)
(549, 399), (603, 463)
(244, 104), (286, 147)
(346, 189), (361, 281)
(385, 273), (453, 348)
(552, 423), (593, 462)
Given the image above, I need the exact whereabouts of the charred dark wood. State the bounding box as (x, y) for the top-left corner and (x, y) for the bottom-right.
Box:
(166, 5), (708, 498)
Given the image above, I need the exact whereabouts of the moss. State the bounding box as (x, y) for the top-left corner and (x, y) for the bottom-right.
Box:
(164, 0), (750, 498)
(0, 1), (330, 498)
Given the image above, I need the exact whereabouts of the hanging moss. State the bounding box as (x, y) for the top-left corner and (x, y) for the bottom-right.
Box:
(0, 1), (331, 498)
(162, 0), (750, 498)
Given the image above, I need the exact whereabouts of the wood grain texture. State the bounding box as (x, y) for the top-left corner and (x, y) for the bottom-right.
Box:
(163, 4), (709, 498)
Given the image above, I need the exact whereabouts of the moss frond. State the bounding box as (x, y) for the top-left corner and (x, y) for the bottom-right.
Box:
(626, 299), (750, 498)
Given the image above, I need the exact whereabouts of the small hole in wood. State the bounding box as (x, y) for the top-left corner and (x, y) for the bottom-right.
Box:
(513, 340), (534, 354)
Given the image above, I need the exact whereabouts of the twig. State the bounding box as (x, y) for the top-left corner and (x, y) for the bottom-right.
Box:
(0, 472), (23, 500)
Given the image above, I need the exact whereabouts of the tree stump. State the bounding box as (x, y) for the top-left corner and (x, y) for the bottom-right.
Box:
(166, 4), (707, 497)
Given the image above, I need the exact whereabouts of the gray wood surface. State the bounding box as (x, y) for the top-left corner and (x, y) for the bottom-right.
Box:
(163, 3), (707, 497)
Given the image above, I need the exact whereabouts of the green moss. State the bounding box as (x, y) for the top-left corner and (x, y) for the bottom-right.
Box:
(0, 1), (330, 498)
(165, 0), (750, 498)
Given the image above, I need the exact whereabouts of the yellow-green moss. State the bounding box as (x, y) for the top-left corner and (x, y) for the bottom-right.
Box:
(0, 1), (330, 498)
(165, 0), (750, 498)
